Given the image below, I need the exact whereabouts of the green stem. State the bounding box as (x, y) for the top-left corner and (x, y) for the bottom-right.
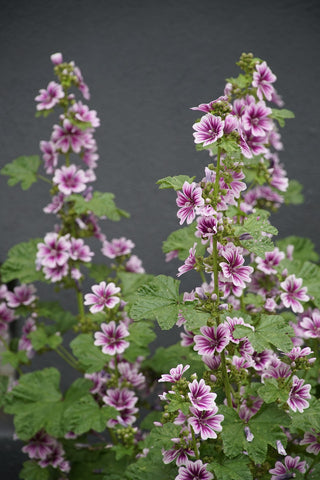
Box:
(37, 174), (53, 184)
(56, 345), (81, 371)
(220, 351), (233, 407)
(59, 344), (80, 368)
(77, 290), (85, 323)
(190, 425), (200, 459)
(213, 146), (221, 207)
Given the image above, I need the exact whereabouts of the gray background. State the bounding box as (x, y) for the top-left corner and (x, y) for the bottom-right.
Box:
(0, 0), (319, 473)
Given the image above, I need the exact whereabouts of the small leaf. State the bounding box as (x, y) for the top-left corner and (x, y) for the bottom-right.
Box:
(180, 303), (211, 330)
(37, 301), (77, 333)
(0, 239), (44, 283)
(234, 209), (278, 256)
(69, 191), (129, 220)
(233, 315), (294, 352)
(276, 236), (319, 262)
(85, 263), (112, 283)
(1, 350), (29, 369)
(118, 272), (155, 302)
(258, 378), (289, 404)
(129, 275), (180, 330)
(123, 321), (156, 362)
(290, 396), (320, 432)
(271, 108), (295, 127)
(70, 333), (108, 373)
(209, 456), (252, 480)
(163, 224), (205, 261)
(156, 175), (196, 190)
(283, 179), (304, 205)
(29, 326), (62, 351)
(19, 460), (50, 480)
(1, 155), (40, 190)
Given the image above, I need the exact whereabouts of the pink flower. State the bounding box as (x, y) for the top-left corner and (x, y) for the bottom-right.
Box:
(287, 375), (311, 413)
(101, 237), (135, 258)
(37, 232), (70, 269)
(53, 164), (88, 195)
(70, 101), (100, 127)
(125, 255), (145, 273)
(94, 321), (129, 355)
(280, 274), (309, 313)
(159, 364), (190, 383)
(188, 406), (223, 440)
(177, 243), (197, 277)
(219, 244), (253, 288)
(193, 114), (224, 146)
(176, 182), (204, 225)
(51, 119), (86, 154)
(242, 101), (273, 137)
(50, 52), (63, 65)
(162, 443), (195, 466)
(43, 193), (64, 214)
(84, 281), (121, 313)
(176, 460), (213, 480)
(35, 81), (64, 110)
(269, 455), (306, 480)
(69, 237), (94, 262)
(252, 61), (277, 101)
(188, 379), (217, 411)
(6, 284), (37, 308)
(255, 247), (285, 275)
(299, 309), (320, 338)
(300, 430), (320, 455)
(194, 324), (230, 356)
(40, 140), (58, 174)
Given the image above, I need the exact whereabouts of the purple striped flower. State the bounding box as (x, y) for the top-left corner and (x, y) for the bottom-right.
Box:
(37, 232), (70, 269)
(269, 455), (306, 480)
(6, 284), (37, 308)
(84, 281), (121, 313)
(194, 324), (230, 356)
(51, 119), (86, 154)
(177, 243), (197, 277)
(69, 237), (94, 262)
(159, 364), (190, 383)
(287, 375), (311, 413)
(242, 101), (273, 137)
(219, 244), (253, 288)
(255, 247), (285, 275)
(101, 237), (135, 258)
(280, 274), (309, 313)
(35, 81), (64, 110)
(188, 405), (223, 440)
(176, 182), (204, 225)
(252, 61), (277, 101)
(193, 114), (224, 147)
(94, 321), (129, 355)
(176, 460), (213, 480)
(299, 309), (320, 338)
(300, 430), (320, 455)
(53, 164), (88, 195)
(188, 379), (217, 411)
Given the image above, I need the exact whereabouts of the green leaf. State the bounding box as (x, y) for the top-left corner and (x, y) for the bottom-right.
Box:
(0, 375), (9, 407)
(19, 460), (50, 480)
(118, 272), (155, 302)
(246, 405), (290, 463)
(233, 314), (294, 353)
(0, 238), (44, 283)
(290, 396), (320, 432)
(63, 395), (117, 435)
(84, 263), (112, 283)
(162, 224), (205, 261)
(220, 406), (247, 458)
(37, 301), (77, 333)
(276, 236), (319, 262)
(257, 378), (289, 404)
(70, 333), (108, 373)
(180, 303), (211, 330)
(283, 179), (304, 205)
(4, 368), (62, 440)
(111, 444), (134, 461)
(156, 175), (196, 190)
(234, 209), (278, 256)
(1, 155), (40, 190)
(69, 191), (129, 220)
(129, 275), (180, 330)
(123, 321), (156, 362)
(209, 456), (252, 480)
(271, 108), (295, 127)
(0, 349), (29, 368)
(28, 326), (62, 351)
(143, 422), (181, 449)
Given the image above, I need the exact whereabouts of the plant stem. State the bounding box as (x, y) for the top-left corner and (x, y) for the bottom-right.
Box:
(190, 425), (200, 459)
(220, 350), (233, 407)
(77, 290), (85, 323)
(37, 174), (52, 184)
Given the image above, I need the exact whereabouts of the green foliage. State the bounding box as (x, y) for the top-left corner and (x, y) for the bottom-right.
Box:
(0, 349), (29, 369)
(37, 301), (77, 333)
(257, 378), (289, 404)
(4, 368), (62, 440)
(69, 191), (129, 220)
(85, 263), (112, 283)
(271, 108), (295, 127)
(28, 326), (62, 351)
(290, 396), (320, 432)
(70, 333), (108, 373)
(0, 375), (9, 407)
(19, 461), (50, 480)
(220, 404), (290, 463)
(118, 271), (155, 302)
(283, 179), (304, 205)
(209, 456), (252, 480)
(234, 209), (278, 256)
(123, 321), (156, 362)
(233, 314), (294, 352)
(156, 175), (196, 190)
(162, 223), (204, 261)
(129, 275), (180, 330)
(0, 155), (40, 190)
(277, 236), (319, 262)
(180, 303), (212, 330)
(0, 238), (44, 283)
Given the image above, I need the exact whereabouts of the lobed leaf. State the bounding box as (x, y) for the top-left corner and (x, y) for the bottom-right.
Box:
(0, 155), (40, 190)
(0, 238), (44, 283)
(69, 191), (129, 220)
(156, 175), (196, 190)
(162, 224), (205, 261)
(70, 333), (108, 373)
(276, 236), (319, 263)
(209, 456), (252, 480)
(283, 179), (304, 205)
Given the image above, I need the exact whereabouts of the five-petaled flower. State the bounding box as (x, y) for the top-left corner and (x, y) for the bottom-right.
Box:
(94, 321), (129, 355)
(84, 281), (121, 313)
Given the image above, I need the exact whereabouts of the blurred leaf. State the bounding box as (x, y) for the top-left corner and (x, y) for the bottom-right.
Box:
(163, 224), (205, 261)
(209, 456), (252, 480)
(156, 175), (196, 190)
(277, 236), (319, 262)
(19, 461), (50, 480)
(1, 155), (40, 190)
(0, 239), (44, 283)
(85, 263), (112, 283)
(70, 333), (108, 373)
(283, 179), (304, 205)
(271, 108), (295, 127)
(69, 191), (129, 220)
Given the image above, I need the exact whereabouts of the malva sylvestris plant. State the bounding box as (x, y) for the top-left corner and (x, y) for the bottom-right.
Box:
(0, 52), (320, 480)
